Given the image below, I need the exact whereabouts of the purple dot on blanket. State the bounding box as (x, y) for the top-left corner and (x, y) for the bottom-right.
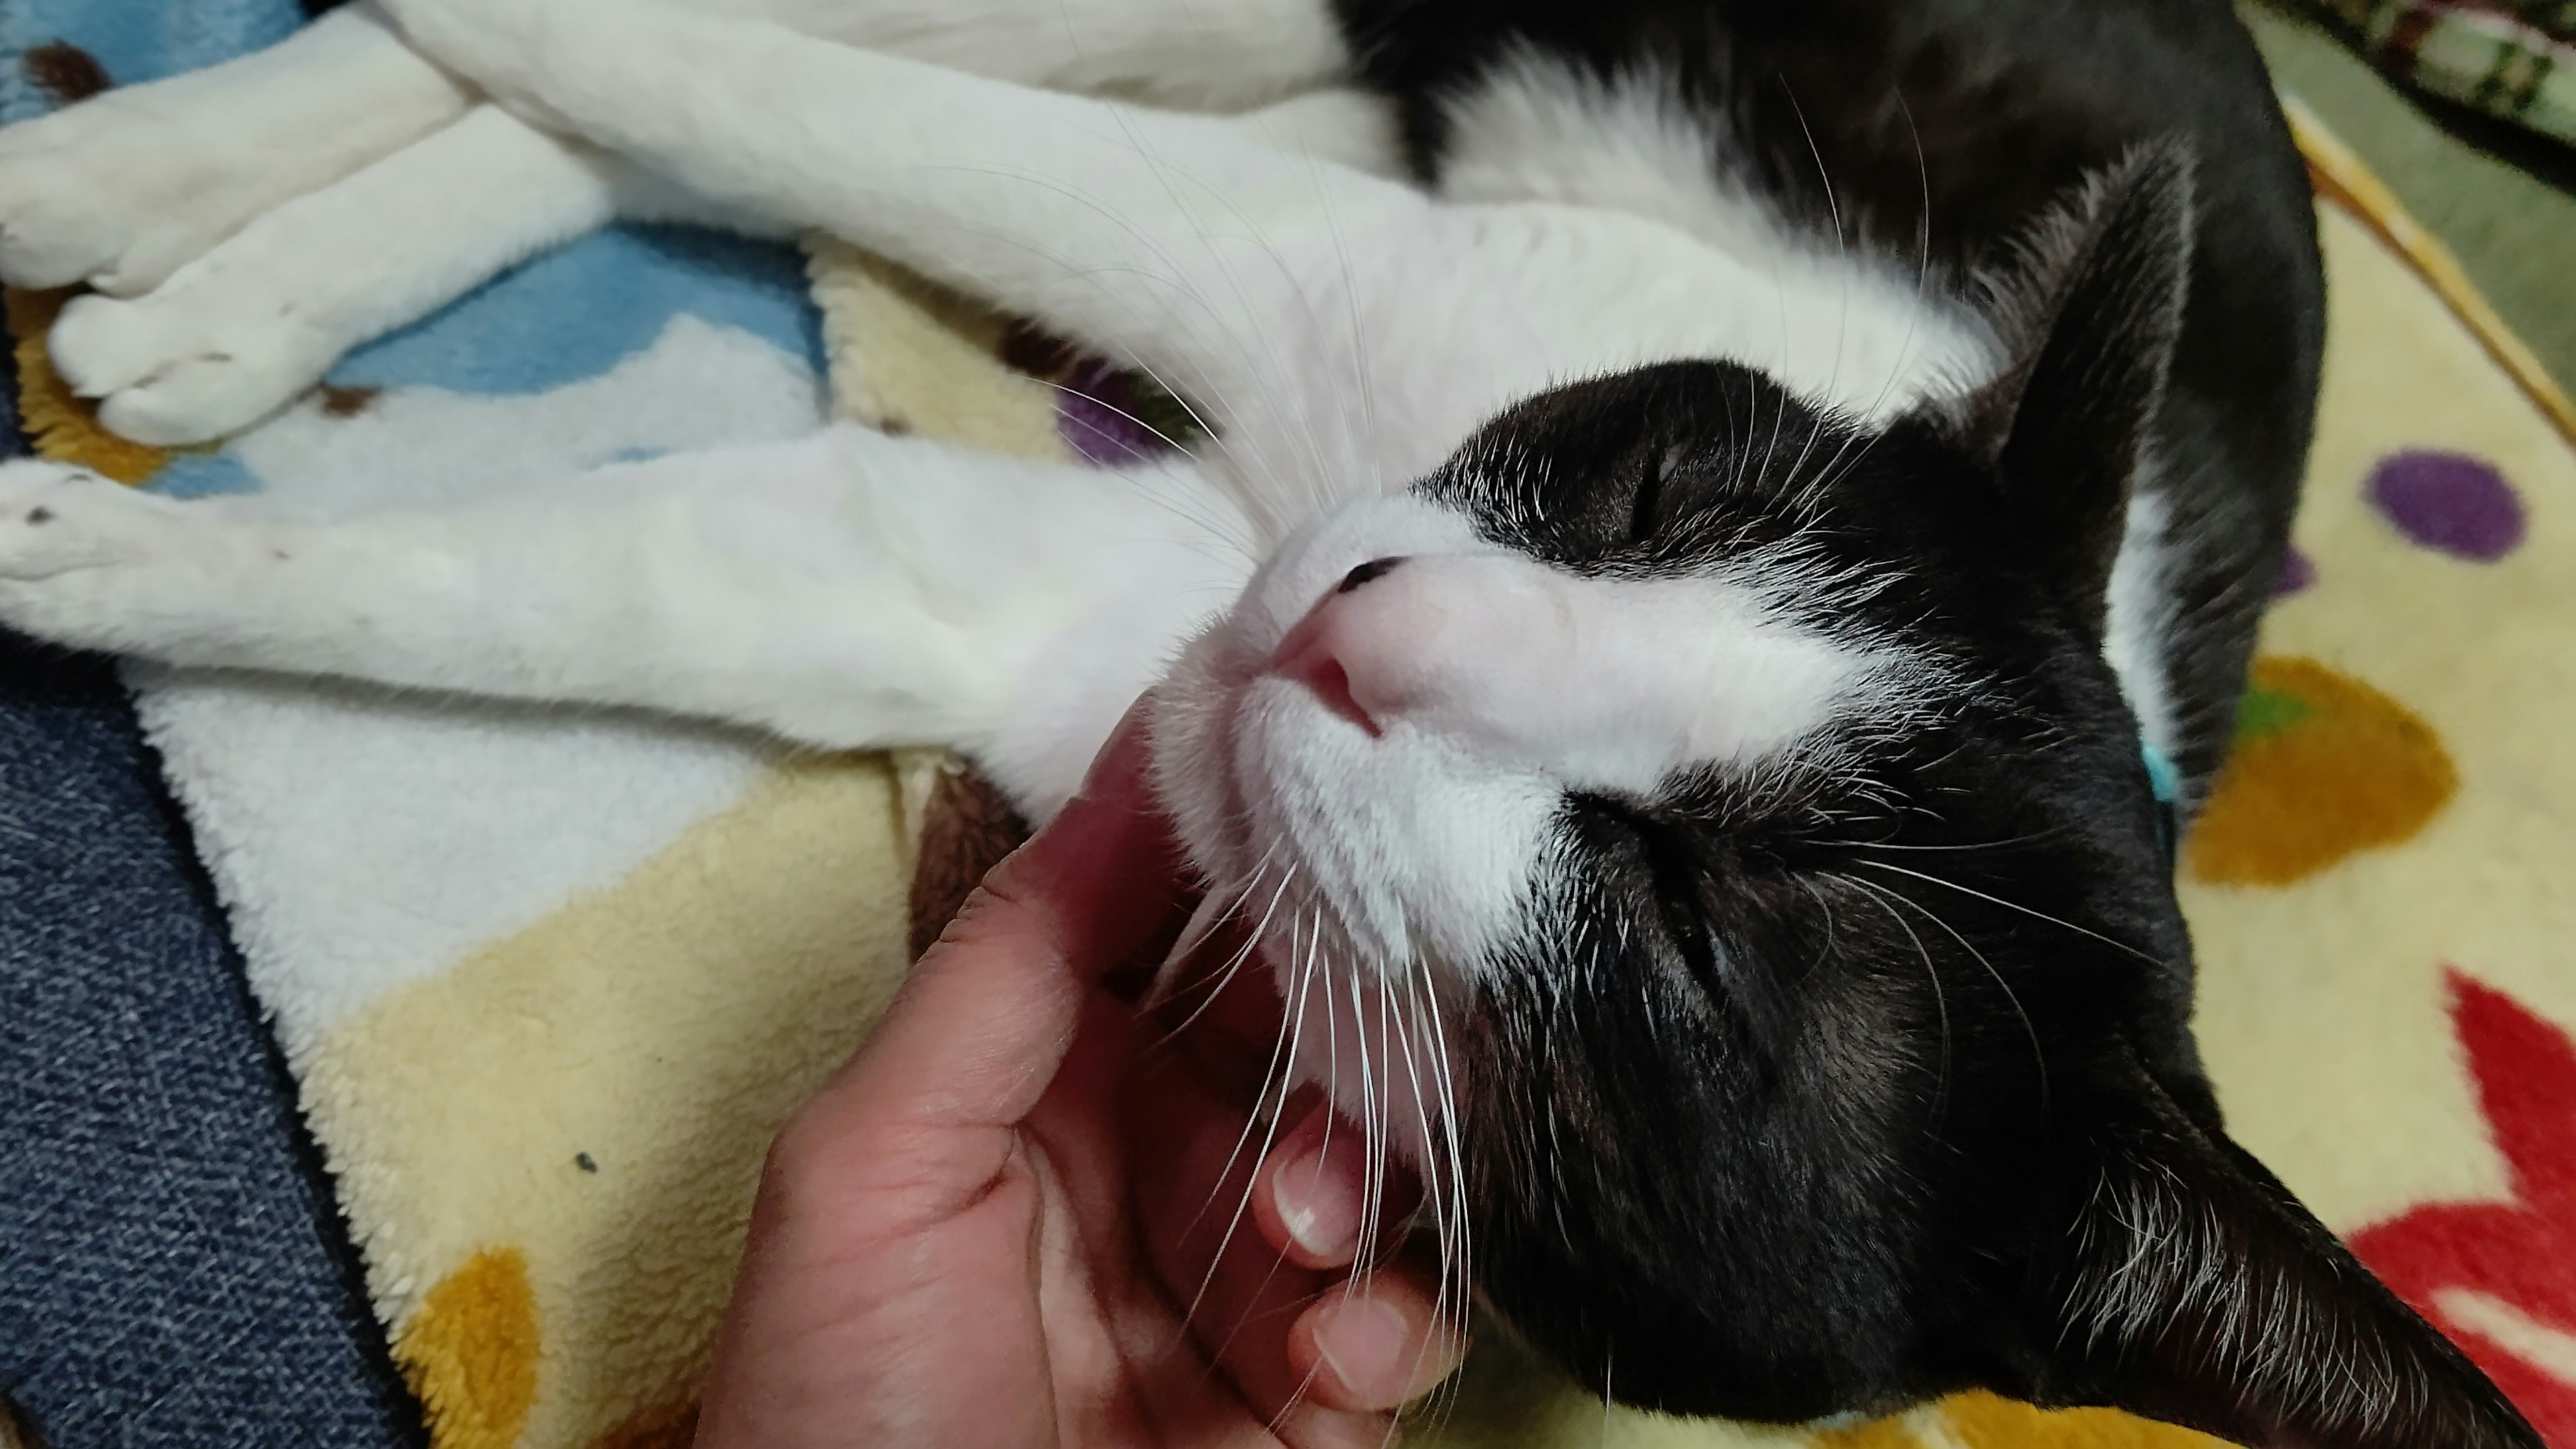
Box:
(2365, 450), (2526, 561)
(1057, 362), (1161, 467)
(2275, 545), (2315, 596)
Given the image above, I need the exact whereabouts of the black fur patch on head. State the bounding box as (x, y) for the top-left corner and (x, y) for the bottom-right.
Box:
(1425, 357), (2193, 1419)
(1311, 0), (2508, 1432)
(1405, 285), (2530, 1448)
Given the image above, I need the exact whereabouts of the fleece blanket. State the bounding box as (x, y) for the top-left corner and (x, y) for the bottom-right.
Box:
(6, 6), (2576, 1446)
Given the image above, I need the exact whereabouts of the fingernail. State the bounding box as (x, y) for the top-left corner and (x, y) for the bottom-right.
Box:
(1311, 1297), (1417, 1405)
(1272, 1137), (1364, 1263)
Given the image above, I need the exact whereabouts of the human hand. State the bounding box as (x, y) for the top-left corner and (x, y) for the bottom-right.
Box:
(692, 718), (1466, 1448)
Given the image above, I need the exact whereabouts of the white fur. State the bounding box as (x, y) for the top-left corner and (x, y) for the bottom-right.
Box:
(1444, 54), (1839, 274)
(43, 106), (748, 444)
(124, 310), (833, 1053)
(0, 1), (472, 297)
(0, 427), (1246, 815)
(1280, 557), (1898, 793)
(1153, 496), (1568, 989)
(8, 0), (1371, 445)
(638, 0), (1348, 109)
(0, 0), (2178, 1144)
(2102, 463), (2180, 766)
(1434, 54), (1990, 422)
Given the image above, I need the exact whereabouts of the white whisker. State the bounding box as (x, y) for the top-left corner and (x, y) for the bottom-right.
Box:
(1835, 871), (1951, 1112)
(1851, 858), (2167, 967)
(1873, 875), (2053, 1116)
(1776, 80), (1849, 498)
(1183, 907), (1315, 1331)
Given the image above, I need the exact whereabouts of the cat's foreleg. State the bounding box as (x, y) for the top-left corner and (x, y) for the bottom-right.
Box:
(44, 105), (757, 447)
(0, 1), (474, 298)
(0, 439), (1250, 813)
(379, 0), (1428, 429)
(682, 0), (1349, 111)
(42, 80), (1401, 449)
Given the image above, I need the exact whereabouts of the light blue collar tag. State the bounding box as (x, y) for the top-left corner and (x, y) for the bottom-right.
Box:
(2143, 743), (2182, 865)
(2141, 745), (2182, 806)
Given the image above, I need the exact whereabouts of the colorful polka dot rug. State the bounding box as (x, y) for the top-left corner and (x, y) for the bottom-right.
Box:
(7, 5), (2576, 1447)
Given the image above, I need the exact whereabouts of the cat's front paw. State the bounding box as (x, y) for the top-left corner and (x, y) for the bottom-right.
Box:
(0, 92), (269, 298)
(0, 462), (207, 652)
(0, 462), (165, 579)
(50, 274), (335, 446)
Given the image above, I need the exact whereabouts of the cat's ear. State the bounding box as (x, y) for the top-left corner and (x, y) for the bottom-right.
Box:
(1942, 145), (2195, 637)
(2029, 1044), (2541, 1449)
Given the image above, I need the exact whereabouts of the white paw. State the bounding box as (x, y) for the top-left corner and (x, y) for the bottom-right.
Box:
(50, 274), (335, 446)
(0, 92), (264, 297)
(0, 460), (219, 655)
(0, 461), (185, 582)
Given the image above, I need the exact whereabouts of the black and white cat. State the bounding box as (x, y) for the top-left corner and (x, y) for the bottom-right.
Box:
(0, 0), (2539, 1444)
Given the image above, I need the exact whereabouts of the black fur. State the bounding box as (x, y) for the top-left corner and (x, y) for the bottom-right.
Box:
(1333, 4), (2540, 1445)
(1335, 0), (2320, 793)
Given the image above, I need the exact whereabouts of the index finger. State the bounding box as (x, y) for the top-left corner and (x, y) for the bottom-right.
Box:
(970, 707), (1190, 989)
(779, 708), (1189, 1195)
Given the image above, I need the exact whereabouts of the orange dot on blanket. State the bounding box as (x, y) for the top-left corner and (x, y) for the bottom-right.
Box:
(1940, 1391), (2231, 1447)
(587, 1398), (698, 1449)
(2184, 655), (2457, 887)
(2, 288), (171, 486)
(1809, 1411), (1923, 1449)
(394, 1247), (541, 1449)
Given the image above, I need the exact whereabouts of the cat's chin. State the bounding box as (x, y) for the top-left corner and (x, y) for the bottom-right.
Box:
(1149, 588), (1555, 1177)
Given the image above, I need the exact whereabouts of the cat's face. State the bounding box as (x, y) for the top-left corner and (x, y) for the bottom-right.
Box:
(1153, 152), (2537, 1449)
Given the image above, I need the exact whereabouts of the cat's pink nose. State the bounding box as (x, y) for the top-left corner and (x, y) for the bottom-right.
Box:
(1267, 557), (1411, 735)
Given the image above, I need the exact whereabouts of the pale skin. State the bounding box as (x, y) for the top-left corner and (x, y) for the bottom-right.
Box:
(696, 715), (1465, 1448)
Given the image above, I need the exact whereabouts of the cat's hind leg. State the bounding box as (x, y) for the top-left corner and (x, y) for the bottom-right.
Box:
(43, 105), (752, 447)
(0, 437), (1250, 813)
(0, 1), (474, 297)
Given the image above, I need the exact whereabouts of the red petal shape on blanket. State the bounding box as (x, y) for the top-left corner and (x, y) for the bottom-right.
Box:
(2351, 969), (2576, 1445)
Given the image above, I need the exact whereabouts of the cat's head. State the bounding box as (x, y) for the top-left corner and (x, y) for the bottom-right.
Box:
(1150, 148), (2538, 1447)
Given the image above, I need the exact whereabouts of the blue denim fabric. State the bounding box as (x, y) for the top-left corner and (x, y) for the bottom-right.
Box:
(0, 369), (421, 1442)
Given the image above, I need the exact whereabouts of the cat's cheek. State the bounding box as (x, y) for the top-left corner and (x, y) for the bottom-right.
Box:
(1144, 623), (1268, 886)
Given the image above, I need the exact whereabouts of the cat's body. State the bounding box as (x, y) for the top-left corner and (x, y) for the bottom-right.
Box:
(0, 1), (2538, 1444)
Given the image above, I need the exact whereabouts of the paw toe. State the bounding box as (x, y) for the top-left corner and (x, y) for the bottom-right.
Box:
(100, 368), (263, 447)
(101, 343), (319, 447)
(80, 229), (196, 298)
(0, 104), (233, 294)
(49, 292), (162, 397)
(0, 461), (129, 579)
(54, 284), (326, 444)
(0, 205), (114, 293)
